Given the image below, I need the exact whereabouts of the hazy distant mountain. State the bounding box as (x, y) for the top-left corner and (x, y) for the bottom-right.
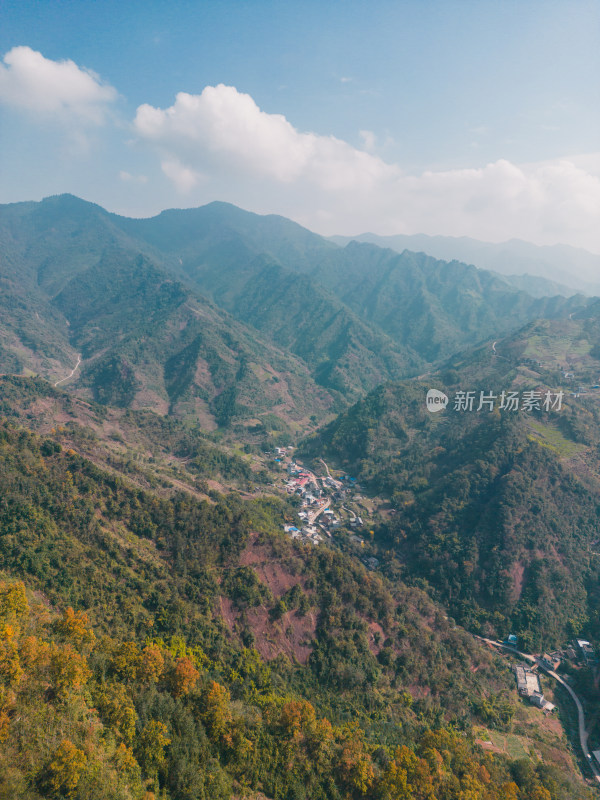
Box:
(491, 271), (575, 298)
(330, 232), (600, 295)
(114, 200), (590, 362)
(311, 242), (588, 362)
(0, 194), (593, 433)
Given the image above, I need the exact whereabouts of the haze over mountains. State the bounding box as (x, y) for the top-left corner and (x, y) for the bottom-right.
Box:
(0, 194), (593, 439)
(331, 232), (600, 297)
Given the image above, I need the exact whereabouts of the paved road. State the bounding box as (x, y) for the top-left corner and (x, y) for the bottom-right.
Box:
(306, 500), (330, 525)
(479, 637), (600, 784)
(54, 354), (81, 387)
(490, 340), (509, 361)
(319, 458), (342, 489)
(542, 663), (600, 783)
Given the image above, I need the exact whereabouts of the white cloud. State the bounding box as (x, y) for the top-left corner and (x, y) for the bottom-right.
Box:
(359, 129), (376, 152)
(119, 171), (148, 184)
(133, 84), (600, 250)
(0, 46), (116, 124)
(160, 158), (200, 193)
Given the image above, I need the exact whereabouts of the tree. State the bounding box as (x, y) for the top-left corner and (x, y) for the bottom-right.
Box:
(339, 724), (375, 796)
(112, 742), (141, 782)
(202, 681), (232, 743)
(49, 643), (91, 697)
(139, 644), (165, 684)
(0, 581), (28, 626)
(169, 656), (199, 698)
(136, 720), (170, 776)
(110, 641), (141, 683)
(279, 699), (317, 741)
(53, 607), (95, 650)
(381, 745), (436, 799)
(47, 739), (87, 798)
(0, 627), (23, 688)
(96, 684), (137, 744)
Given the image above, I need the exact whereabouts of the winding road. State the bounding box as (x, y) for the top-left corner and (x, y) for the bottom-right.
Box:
(54, 354), (81, 387)
(319, 457), (342, 488)
(491, 340), (509, 361)
(479, 637), (600, 784)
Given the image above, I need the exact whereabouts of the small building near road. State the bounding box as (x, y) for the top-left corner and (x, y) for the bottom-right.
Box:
(515, 665), (540, 697)
(541, 653), (561, 671)
(575, 639), (597, 665)
(531, 691), (555, 712)
(514, 665), (554, 711)
(530, 691), (545, 708)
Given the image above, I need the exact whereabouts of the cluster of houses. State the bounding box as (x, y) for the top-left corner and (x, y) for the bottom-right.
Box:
(271, 445), (293, 464)
(564, 638), (598, 665)
(278, 459), (368, 546)
(284, 461), (322, 499)
(560, 371), (600, 397)
(505, 634), (597, 669)
(283, 523), (323, 546)
(539, 639), (597, 668)
(506, 633), (598, 714)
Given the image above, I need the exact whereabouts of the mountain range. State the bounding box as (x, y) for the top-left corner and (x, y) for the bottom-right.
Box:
(331, 232), (600, 296)
(0, 194), (593, 438)
(1, 194), (600, 797)
(302, 312), (600, 652)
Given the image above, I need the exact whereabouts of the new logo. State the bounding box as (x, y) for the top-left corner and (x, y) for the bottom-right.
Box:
(426, 388), (448, 412)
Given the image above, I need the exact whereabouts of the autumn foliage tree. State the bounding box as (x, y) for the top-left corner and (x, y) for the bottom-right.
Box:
(202, 680), (232, 744)
(49, 643), (91, 697)
(169, 656), (199, 697)
(53, 607), (95, 651)
(47, 739), (87, 798)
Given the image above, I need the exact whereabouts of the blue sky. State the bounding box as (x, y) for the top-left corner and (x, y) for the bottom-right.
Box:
(1, 0), (599, 250)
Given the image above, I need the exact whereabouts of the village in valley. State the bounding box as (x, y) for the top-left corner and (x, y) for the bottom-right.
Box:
(263, 445), (600, 776)
(269, 446), (380, 568)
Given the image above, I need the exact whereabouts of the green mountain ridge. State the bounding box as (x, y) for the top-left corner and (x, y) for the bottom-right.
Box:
(310, 242), (588, 362)
(1, 195), (591, 432)
(330, 231), (600, 296)
(52, 250), (338, 434)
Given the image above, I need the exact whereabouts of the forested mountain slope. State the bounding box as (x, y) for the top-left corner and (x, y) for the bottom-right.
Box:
(0, 196), (597, 798)
(1, 419), (587, 799)
(0, 195), (591, 429)
(302, 316), (600, 651)
(331, 232), (600, 296)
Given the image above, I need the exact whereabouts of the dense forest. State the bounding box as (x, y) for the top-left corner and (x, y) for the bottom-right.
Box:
(0, 420), (591, 799)
(2, 197), (600, 797)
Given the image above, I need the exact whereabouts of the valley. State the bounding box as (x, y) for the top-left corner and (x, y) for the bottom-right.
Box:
(1, 197), (600, 799)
